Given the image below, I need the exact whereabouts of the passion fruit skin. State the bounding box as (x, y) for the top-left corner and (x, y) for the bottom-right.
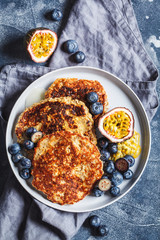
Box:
(98, 107), (134, 143)
(25, 28), (58, 63)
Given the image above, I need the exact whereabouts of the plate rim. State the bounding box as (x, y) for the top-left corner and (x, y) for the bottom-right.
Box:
(5, 65), (151, 212)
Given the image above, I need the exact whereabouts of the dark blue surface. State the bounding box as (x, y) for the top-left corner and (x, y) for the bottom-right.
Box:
(0, 1), (159, 240)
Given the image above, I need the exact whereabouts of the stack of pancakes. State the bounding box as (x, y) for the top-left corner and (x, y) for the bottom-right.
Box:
(15, 78), (108, 205)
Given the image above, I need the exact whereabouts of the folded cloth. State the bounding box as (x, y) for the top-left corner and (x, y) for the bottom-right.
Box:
(0, 1), (159, 240)
(49, 0), (159, 121)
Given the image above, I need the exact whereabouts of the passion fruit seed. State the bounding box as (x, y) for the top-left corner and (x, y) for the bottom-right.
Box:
(98, 107), (134, 143)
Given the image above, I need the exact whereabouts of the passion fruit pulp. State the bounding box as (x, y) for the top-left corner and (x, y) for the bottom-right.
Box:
(98, 107), (134, 143)
(26, 28), (58, 63)
(110, 131), (141, 161)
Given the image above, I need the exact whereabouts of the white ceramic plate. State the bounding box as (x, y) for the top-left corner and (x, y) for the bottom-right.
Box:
(6, 66), (151, 213)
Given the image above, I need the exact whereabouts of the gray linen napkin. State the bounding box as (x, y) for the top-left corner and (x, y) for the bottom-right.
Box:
(0, 0), (159, 240)
(49, 0), (159, 121)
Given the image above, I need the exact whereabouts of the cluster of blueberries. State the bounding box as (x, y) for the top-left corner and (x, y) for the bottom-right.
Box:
(86, 91), (135, 196)
(88, 215), (109, 237)
(93, 135), (135, 197)
(63, 39), (85, 63)
(87, 92), (103, 115)
(8, 127), (42, 180)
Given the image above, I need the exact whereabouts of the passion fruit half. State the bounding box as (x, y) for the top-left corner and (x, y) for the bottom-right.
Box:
(26, 28), (58, 63)
(98, 107), (134, 143)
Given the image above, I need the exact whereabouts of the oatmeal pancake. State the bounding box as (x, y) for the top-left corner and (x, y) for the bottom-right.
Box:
(32, 131), (103, 205)
(45, 78), (108, 120)
(15, 97), (97, 144)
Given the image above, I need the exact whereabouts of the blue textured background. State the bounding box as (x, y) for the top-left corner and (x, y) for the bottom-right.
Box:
(0, 1), (159, 240)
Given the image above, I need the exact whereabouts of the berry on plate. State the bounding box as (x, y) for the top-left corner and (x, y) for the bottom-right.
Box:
(20, 157), (32, 169)
(26, 127), (37, 138)
(31, 131), (43, 143)
(23, 140), (34, 150)
(98, 178), (111, 191)
(123, 169), (133, 179)
(100, 149), (110, 162)
(104, 160), (115, 174)
(92, 187), (104, 197)
(19, 168), (31, 179)
(98, 137), (109, 149)
(87, 92), (98, 103)
(115, 158), (129, 173)
(111, 171), (123, 186)
(11, 152), (24, 163)
(90, 102), (103, 115)
(124, 155), (135, 167)
(8, 143), (21, 155)
(101, 175), (109, 179)
(110, 186), (120, 196)
(108, 143), (118, 154)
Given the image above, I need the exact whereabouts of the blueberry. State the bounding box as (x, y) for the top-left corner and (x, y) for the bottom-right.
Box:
(23, 140), (34, 150)
(108, 143), (118, 154)
(20, 158), (32, 169)
(110, 186), (120, 196)
(51, 9), (63, 21)
(124, 155), (135, 167)
(98, 137), (109, 149)
(115, 158), (129, 173)
(92, 187), (104, 197)
(111, 171), (123, 186)
(73, 51), (85, 63)
(26, 127), (37, 138)
(8, 143), (21, 155)
(103, 172), (113, 180)
(31, 131), (43, 143)
(19, 168), (31, 179)
(101, 175), (109, 179)
(90, 102), (103, 115)
(100, 149), (110, 162)
(89, 215), (101, 228)
(97, 225), (109, 236)
(63, 40), (78, 54)
(123, 169), (133, 179)
(87, 92), (98, 103)
(104, 160), (115, 174)
(11, 153), (24, 163)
